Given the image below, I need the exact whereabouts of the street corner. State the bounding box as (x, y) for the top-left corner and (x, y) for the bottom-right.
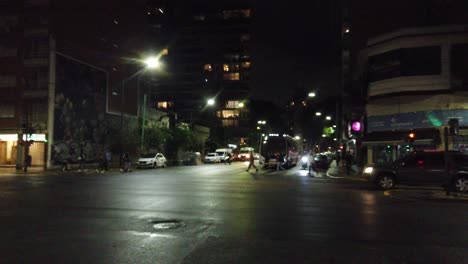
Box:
(384, 186), (468, 203)
(427, 191), (468, 203)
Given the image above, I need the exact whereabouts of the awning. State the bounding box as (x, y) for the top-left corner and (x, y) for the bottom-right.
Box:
(362, 128), (440, 145)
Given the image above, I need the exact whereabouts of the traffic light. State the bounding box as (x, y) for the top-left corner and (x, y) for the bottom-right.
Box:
(408, 132), (416, 145)
(385, 145), (392, 153)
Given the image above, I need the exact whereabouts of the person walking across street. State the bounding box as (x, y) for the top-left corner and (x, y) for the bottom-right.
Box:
(246, 150), (258, 173)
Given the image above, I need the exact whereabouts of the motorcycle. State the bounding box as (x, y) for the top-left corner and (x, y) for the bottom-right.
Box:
(301, 155), (309, 170)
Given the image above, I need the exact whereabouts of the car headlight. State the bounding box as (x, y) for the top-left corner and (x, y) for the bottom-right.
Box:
(363, 167), (374, 174)
(246, 154), (250, 158)
(301, 156), (309, 163)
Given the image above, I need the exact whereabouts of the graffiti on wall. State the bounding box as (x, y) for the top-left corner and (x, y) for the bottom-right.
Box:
(52, 54), (109, 164)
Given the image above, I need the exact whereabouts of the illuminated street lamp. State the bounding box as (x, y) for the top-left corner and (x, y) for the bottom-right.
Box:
(322, 134), (326, 137)
(239, 102), (245, 108)
(207, 98), (215, 106)
(143, 56), (161, 69)
(326, 116), (332, 120)
(315, 112), (322, 116)
(140, 56), (162, 150)
(333, 125), (336, 128)
(294, 136), (301, 140)
(308, 92), (316, 97)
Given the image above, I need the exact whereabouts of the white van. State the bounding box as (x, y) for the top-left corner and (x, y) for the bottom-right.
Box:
(238, 147), (254, 161)
(215, 148), (233, 163)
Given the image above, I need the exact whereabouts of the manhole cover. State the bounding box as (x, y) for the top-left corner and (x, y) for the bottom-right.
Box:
(150, 219), (184, 230)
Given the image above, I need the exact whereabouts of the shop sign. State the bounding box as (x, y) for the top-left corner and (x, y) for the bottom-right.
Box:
(368, 109), (468, 132)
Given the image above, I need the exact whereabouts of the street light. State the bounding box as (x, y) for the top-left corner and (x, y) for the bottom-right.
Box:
(140, 56), (162, 150)
(238, 102), (245, 108)
(308, 92), (316, 97)
(207, 98), (215, 106)
(144, 56), (161, 69)
(315, 112), (322, 116)
(326, 116), (332, 120)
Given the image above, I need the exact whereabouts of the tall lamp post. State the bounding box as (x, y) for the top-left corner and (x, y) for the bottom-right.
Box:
(140, 56), (162, 150)
(257, 120), (267, 156)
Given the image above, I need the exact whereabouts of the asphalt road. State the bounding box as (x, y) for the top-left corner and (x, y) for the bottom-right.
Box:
(0, 163), (466, 263)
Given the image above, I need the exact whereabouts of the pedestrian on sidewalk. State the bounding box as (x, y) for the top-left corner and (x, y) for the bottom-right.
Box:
(104, 150), (111, 171)
(246, 150), (258, 173)
(120, 152), (132, 172)
(78, 152), (85, 172)
(345, 151), (354, 175)
(96, 151), (106, 173)
(335, 151), (341, 167)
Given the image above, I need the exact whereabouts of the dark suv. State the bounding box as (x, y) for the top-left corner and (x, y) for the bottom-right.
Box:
(363, 151), (468, 191)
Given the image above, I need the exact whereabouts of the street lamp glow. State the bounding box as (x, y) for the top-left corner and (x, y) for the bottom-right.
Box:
(326, 116), (332, 120)
(239, 102), (244, 108)
(315, 112), (322, 116)
(144, 57), (161, 69)
(207, 98), (215, 106)
(334, 138), (337, 141)
(322, 134), (326, 137)
(294, 136), (301, 140)
(308, 92), (316, 97)
(333, 125), (336, 128)
(257, 126), (261, 130)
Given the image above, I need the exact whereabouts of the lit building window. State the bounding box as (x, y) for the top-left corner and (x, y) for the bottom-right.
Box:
(290, 101), (295, 107)
(223, 64), (229, 72)
(241, 62), (251, 69)
(222, 9), (252, 19)
(226, 101), (242, 108)
(204, 64), (212, 72)
(302, 101), (307, 107)
(161, 48), (168, 55)
(217, 110), (240, 118)
(223, 73), (240, 80)
(222, 119), (239, 127)
(157, 101), (173, 109)
(233, 64), (240, 71)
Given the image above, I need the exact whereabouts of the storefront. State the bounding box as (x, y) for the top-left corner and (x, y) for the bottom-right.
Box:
(0, 134), (47, 167)
(363, 128), (440, 165)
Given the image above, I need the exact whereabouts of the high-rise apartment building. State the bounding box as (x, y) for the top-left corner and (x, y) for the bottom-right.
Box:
(0, 0), (51, 168)
(146, 0), (252, 144)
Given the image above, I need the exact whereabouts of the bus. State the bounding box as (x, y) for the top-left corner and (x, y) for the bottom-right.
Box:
(262, 134), (300, 168)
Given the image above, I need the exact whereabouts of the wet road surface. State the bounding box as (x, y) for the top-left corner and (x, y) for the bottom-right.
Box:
(0, 163), (466, 263)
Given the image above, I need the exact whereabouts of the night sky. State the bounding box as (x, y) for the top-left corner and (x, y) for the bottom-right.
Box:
(53, 0), (468, 106)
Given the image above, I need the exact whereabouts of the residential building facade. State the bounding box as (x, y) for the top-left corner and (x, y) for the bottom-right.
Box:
(146, 0), (252, 145)
(357, 25), (468, 164)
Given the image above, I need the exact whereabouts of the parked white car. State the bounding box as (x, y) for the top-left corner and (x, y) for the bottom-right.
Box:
(204, 153), (221, 163)
(137, 153), (167, 168)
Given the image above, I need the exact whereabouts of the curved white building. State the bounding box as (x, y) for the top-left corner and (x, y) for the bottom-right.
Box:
(358, 25), (468, 164)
